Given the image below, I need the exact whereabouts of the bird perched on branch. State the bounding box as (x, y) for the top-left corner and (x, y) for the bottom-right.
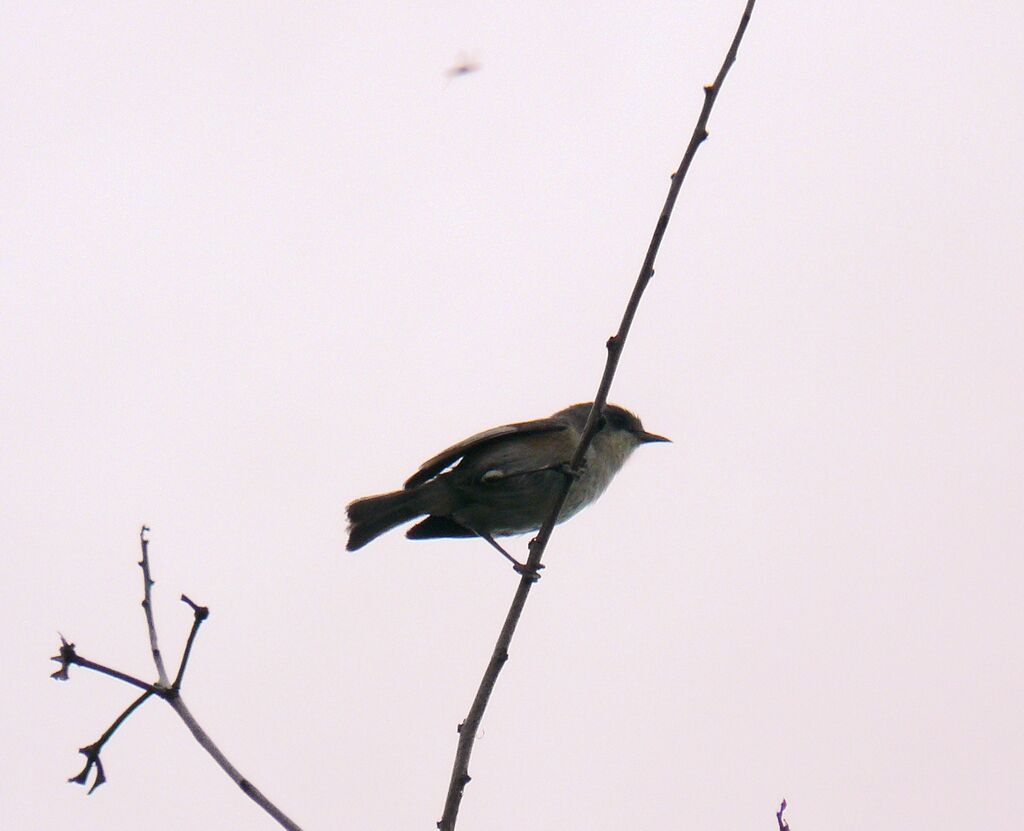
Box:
(346, 402), (668, 574)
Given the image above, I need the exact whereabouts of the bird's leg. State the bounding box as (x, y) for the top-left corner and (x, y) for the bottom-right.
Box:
(476, 531), (544, 581)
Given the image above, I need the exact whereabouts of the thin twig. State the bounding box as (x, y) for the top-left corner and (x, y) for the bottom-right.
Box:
(138, 525), (170, 687)
(436, 3), (758, 828)
(171, 594), (209, 690)
(68, 691), (154, 793)
(167, 696), (302, 831)
(777, 798), (790, 830)
(51, 641), (164, 694)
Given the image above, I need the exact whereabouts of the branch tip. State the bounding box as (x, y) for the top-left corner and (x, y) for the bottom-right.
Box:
(180, 593), (209, 620)
(777, 799), (789, 831)
(50, 635), (77, 680)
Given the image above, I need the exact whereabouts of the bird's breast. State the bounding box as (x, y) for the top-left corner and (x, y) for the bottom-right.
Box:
(560, 432), (634, 520)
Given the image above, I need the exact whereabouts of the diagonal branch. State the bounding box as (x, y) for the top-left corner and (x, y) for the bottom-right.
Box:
(51, 636), (163, 695)
(436, 3), (758, 828)
(172, 594), (209, 690)
(68, 690), (154, 793)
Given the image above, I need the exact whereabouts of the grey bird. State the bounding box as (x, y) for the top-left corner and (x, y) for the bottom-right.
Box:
(346, 402), (668, 571)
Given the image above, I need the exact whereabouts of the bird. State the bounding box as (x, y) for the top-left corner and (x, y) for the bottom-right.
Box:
(346, 402), (668, 573)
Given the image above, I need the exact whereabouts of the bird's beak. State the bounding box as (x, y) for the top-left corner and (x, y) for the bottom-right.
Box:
(638, 431), (671, 444)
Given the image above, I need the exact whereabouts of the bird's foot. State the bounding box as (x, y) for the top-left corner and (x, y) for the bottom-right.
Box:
(513, 560), (545, 582)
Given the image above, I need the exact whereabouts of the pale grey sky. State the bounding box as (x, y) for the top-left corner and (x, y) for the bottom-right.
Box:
(4, 2), (1023, 830)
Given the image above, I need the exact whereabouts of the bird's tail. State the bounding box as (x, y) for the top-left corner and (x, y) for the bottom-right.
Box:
(346, 485), (441, 551)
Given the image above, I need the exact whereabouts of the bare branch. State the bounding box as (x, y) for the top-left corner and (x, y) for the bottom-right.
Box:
(138, 525), (170, 687)
(50, 636), (163, 694)
(437, 3), (758, 828)
(54, 529), (304, 831)
(68, 691), (153, 793)
(171, 594), (209, 690)
(167, 696), (303, 831)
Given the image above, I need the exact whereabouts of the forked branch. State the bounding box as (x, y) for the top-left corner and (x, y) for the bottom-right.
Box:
(52, 527), (303, 831)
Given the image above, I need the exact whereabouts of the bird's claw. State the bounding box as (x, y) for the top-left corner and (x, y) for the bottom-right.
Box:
(513, 561), (545, 582)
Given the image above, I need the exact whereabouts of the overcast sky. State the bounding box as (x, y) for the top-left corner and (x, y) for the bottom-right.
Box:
(4, 2), (1023, 830)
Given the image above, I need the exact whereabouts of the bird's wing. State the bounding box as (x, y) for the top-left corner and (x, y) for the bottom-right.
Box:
(403, 417), (570, 489)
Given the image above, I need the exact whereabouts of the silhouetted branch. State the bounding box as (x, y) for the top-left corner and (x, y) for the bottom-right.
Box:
(436, 2), (759, 828)
(53, 527), (303, 831)
(51, 636), (162, 694)
(138, 525), (170, 686)
(67, 691), (153, 793)
(777, 798), (790, 830)
(172, 593), (209, 689)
